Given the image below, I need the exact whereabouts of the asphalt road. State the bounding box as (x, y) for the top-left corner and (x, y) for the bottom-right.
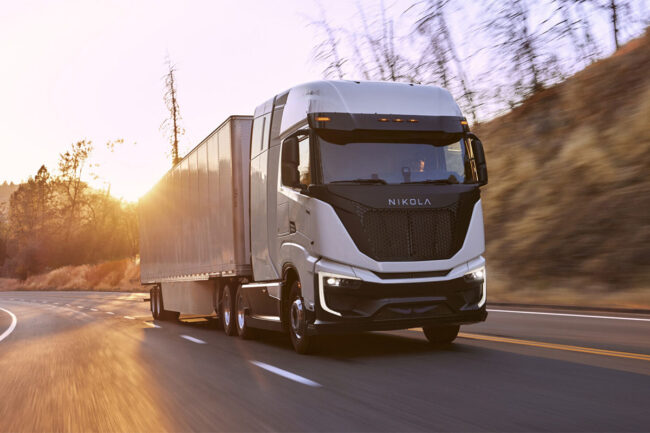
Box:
(0, 291), (649, 432)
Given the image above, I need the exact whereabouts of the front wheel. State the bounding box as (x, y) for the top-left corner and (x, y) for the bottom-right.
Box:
(422, 324), (460, 346)
(289, 281), (315, 354)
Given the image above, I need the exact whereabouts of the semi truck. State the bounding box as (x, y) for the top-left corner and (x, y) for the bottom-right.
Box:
(139, 80), (488, 353)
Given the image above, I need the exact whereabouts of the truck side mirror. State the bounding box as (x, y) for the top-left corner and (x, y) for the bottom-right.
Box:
(281, 137), (301, 187)
(469, 134), (488, 186)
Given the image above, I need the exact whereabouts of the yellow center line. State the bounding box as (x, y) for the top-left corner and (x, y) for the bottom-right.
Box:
(408, 329), (650, 361)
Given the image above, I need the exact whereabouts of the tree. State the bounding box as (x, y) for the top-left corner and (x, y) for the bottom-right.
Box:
(161, 57), (184, 166)
(58, 140), (93, 243)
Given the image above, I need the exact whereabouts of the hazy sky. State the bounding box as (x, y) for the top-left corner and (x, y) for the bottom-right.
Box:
(0, 0), (643, 201)
(0, 0), (371, 200)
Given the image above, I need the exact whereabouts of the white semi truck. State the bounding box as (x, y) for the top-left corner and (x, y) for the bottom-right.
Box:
(139, 80), (488, 353)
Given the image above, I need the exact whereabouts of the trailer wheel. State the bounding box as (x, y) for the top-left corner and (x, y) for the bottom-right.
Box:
(220, 284), (237, 336)
(150, 287), (161, 320)
(422, 325), (460, 346)
(289, 281), (314, 354)
(235, 285), (257, 340)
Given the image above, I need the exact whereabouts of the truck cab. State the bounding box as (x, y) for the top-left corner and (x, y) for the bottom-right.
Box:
(246, 80), (488, 353)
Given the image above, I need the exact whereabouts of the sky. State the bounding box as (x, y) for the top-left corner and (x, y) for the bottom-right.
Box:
(1, 0), (645, 201)
(0, 0), (354, 201)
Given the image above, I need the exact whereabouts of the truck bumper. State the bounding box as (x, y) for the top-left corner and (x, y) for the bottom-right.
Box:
(307, 267), (488, 335)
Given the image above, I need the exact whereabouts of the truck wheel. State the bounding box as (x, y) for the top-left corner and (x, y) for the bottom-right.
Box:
(422, 325), (460, 346)
(289, 281), (314, 354)
(150, 287), (161, 320)
(157, 288), (180, 321)
(235, 285), (257, 340)
(220, 284), (237, 336)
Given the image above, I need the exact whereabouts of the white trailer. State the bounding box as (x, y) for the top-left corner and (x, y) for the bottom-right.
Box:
(140, 81), (489, 353)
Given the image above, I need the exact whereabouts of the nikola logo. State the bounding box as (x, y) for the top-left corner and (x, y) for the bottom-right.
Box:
(388, 198), (432, 206)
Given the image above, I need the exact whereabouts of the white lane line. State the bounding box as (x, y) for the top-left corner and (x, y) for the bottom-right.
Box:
(124, 316), (136, 320)
(180, 335), (206, 344)
(77, 306), (84, 309)
(53, 302), (59, 305)
(106, 312), (115, 315)
(0, 307), (18, 343)
(90, 308), (98, 312)
(250, 361), (322, 388)
(488, 309), (650, 322)
(65, 304), (71, 307)
(144, 322), (161, 328)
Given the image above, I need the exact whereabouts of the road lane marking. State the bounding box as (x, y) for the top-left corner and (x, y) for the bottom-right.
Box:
(144, 322), (161, 328)
(65, 304), (71, 307)
(53, 302), (59, 305)
(106, 312), (115, 315)
(77, 306), (84, 309)
(181, 335), (206, 344)
(487, 309), (650, 322)
(457, 332), (650, 361)
(250, 361), (322, 387)
(0, 307), (17, 343)
(90, 308), (98, 312)
(124, 316), (136, 320)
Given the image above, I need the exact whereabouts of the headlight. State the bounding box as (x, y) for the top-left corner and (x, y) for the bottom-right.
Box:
(324, 276), (361, 289)
(464, 266), (485, 282)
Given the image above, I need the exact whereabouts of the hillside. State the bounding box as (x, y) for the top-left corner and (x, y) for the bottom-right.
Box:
(475, 31), (650, 307)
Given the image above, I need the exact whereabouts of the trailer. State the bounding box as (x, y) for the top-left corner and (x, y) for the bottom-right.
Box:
(140, 81), (489, 353)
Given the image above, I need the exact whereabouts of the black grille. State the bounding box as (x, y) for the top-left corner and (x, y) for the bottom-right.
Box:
(356, 203), (459, 261)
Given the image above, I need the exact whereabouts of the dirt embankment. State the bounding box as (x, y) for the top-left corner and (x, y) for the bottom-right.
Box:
(476, 31), (650, 309)
(0, 258), (146, 293)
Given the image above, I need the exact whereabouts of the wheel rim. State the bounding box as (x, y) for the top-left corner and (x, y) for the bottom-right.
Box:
(290, 298), (304, 341)
(223, 289), (231, 326)
(237, 293), (245, 330)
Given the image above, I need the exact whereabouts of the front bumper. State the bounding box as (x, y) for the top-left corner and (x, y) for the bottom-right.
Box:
(307, 272), (487, 335)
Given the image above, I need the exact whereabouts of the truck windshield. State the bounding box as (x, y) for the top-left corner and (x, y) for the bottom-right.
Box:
(317, 136), (476, 185)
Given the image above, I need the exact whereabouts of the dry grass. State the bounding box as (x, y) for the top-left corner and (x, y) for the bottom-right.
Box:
(476, 30), (650, 308)
(0, 258), (146, 292)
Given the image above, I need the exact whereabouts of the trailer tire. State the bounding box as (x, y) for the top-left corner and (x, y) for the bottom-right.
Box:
(289, 281), (315, 354)
(150, 287), (161, 320)
(422, 324), (460, 346)
(220, 284), (237, 336)
(235, 285), (257, 340)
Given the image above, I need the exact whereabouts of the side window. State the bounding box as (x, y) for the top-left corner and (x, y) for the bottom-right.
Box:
(298, 136), (311, 185)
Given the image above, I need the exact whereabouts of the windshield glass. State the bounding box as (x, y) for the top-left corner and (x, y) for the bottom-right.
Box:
(317, 136), (476, 185)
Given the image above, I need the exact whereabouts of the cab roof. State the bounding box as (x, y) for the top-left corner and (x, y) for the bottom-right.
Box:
(280, 80), (463, 135)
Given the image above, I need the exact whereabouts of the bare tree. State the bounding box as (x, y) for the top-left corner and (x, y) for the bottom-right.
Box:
(161, 57), (184, 166)
(311, 3), (347, 79)
(414, 0), (478, 122)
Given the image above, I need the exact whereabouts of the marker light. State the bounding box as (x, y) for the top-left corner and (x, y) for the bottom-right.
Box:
(460, 120), (468, 125)
(378, 118), (389, 122)
(316, 116), (331, 122)
(326, 277), (340, 286)
(409, 119), (418, 123)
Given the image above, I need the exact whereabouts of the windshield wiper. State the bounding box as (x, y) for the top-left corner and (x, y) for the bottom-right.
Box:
(401, 178), (459, 185)
(330, 178), (387, 185)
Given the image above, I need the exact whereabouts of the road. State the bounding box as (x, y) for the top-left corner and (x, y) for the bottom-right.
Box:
(0, 291), (648, 432)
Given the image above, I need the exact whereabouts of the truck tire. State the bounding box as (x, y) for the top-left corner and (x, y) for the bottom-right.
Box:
(422, 324), (460, 346)
(220, 284), (237, 336)
(150, 287), (161, 320)
(235, 285), (257, 340)
(289, 281), (315, 354)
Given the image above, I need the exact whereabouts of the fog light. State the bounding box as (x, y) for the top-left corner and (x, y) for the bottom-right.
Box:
(326, 277), (340, 286)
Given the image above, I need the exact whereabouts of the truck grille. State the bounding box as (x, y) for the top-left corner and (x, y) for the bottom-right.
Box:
(355, 203), (459, 261)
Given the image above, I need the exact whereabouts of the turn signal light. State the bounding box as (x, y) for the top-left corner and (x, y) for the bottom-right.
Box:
(316, 116), (331, 122)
